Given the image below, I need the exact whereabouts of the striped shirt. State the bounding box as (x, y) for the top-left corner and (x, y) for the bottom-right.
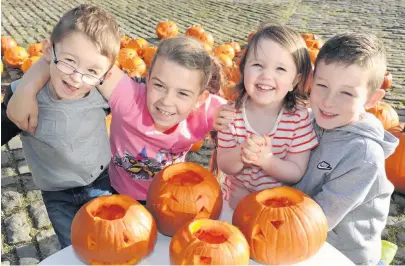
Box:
(218, 102), (318, 200)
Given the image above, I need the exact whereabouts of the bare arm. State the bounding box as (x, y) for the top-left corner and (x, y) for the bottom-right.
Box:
(217, 144), (245, 175)
(7, 56), (50, 133)
(260, 151), (311, 184)
(96, 65), (125, 101)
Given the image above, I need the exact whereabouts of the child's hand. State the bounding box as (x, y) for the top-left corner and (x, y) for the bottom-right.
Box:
(241, 135), (273, 167)
(213, 103), (236, 131)
(7, 91), (39, 134)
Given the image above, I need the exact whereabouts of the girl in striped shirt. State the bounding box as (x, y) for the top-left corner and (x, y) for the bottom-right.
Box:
(214, 22), (319, 209)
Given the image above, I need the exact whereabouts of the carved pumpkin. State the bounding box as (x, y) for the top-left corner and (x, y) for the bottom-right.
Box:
(156, 21), (179, 39)
(126, 37), (148, 57)
(21, 56), (40, 73)
(170, 219), (250, 265)
(121, 56), (146, 76)
(197, 32), (214, 46)
(120, 35), (133, 49)
(185, 25), (205, 39)
(28, 43), (43, 57)
(381, 71), (392, 91)
(366, 101), (400, 130)
(142, 46), (157, 67)
(4, 46), (29, 68)
(117, 48), (138, 68)
(71, 195), (157, 265)
(146, 162), (223, 236)
(386, 124), (405, 193)
(1, 36), (17, 54)
(233, 186), (328, 265)
(214, 44), (235, 60)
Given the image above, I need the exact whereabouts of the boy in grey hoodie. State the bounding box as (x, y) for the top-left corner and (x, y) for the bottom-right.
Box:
(294, 33), (399, 265)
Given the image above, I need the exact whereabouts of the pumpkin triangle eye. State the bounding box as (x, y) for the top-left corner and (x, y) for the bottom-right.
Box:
(87, 236), (97, 250)
(159, 192), (178, 202)
(161, 204), (175, 217)
(195, 206), (210, 218)
(252, 224), (266, 241)
(271, 220), (284, 229)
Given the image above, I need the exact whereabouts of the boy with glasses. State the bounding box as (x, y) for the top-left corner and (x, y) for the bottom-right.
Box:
(1, 4), (121, 248)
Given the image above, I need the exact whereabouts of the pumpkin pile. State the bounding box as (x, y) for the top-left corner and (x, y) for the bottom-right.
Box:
(71, 194), (157, 265)
(146, 162), (223, 236)
(1, 36), (41, 73)
(233, 186), (328, 264)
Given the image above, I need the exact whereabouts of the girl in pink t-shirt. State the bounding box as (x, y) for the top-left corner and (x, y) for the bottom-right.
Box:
(213, 23), (318, 209)
(8, 37), (226, 202)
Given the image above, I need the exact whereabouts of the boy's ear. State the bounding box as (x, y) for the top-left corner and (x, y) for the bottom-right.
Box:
(196, 90), (210, 108)
(364, 88), (385, 109)
(41, 40), (52, 63)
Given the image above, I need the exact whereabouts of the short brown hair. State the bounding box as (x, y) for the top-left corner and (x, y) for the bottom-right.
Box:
(314, 32), (387, 92)
(235, 21), (312, 110)
(51, 4), (121, 65)
(149, 36), (225, 95)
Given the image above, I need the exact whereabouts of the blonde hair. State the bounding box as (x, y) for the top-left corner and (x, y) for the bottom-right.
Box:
(149, 36), (225, 95)
(235, 21), (312, 110)
(314, 32), (387, 92)
(51, 4), (121, 65)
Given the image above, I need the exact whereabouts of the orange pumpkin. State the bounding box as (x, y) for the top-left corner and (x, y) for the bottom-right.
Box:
(27, 43), (43, 57)
(146, 162), (223, 236)
(225, 63), (241, 84)
(225, 41), (241, 55)
(21, 56), (40, 73)
(217, 54), (233, 68)
(117, 48), (138, 68)
(190, 139), (204, 152)
(222, 81), (239, 102)
(120, 35), (133, 49)
(366, 101), (400, 130)
(381, 71), (392, 91)
(185, 24), (205, 39)
(156, 21), (179, 39)
(121, 56), (146, 76)
(233, 186), (328, 265)
(105, 114), (112, 136)
(247, 31), (256, 42)
(1, 36), (17, 54)
(386, 124), (405, 193)
(4, 46), (29, 68)
(214, 44), (235, 60)
(126, 37), (148, 57)
(170, 219), (250, 265)
(308, 48), (319, 65)
(197, 32), (214, 46)
(71, 195), (157, 265)
(142, 46), (158, 67)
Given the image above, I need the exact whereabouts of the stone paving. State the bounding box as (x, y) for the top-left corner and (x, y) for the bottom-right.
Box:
(1, 0), (405, 265)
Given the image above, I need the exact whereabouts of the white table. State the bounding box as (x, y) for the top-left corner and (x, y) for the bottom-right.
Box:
(40, 201), (354, 265)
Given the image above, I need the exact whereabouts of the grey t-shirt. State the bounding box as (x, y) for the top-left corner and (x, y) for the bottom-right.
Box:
(11, 80), (111, 191)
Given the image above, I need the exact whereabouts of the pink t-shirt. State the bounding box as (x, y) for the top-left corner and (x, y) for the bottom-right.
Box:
(108, 75), (226, 200)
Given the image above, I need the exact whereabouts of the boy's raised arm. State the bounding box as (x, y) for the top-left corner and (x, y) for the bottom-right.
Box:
(7, 56), (51, 133)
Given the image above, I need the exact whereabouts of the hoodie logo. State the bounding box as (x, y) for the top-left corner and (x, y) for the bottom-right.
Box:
(317, 161), (332, 170)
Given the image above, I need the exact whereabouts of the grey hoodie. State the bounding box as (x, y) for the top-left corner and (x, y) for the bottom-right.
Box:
(294, 112), (399, 265)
